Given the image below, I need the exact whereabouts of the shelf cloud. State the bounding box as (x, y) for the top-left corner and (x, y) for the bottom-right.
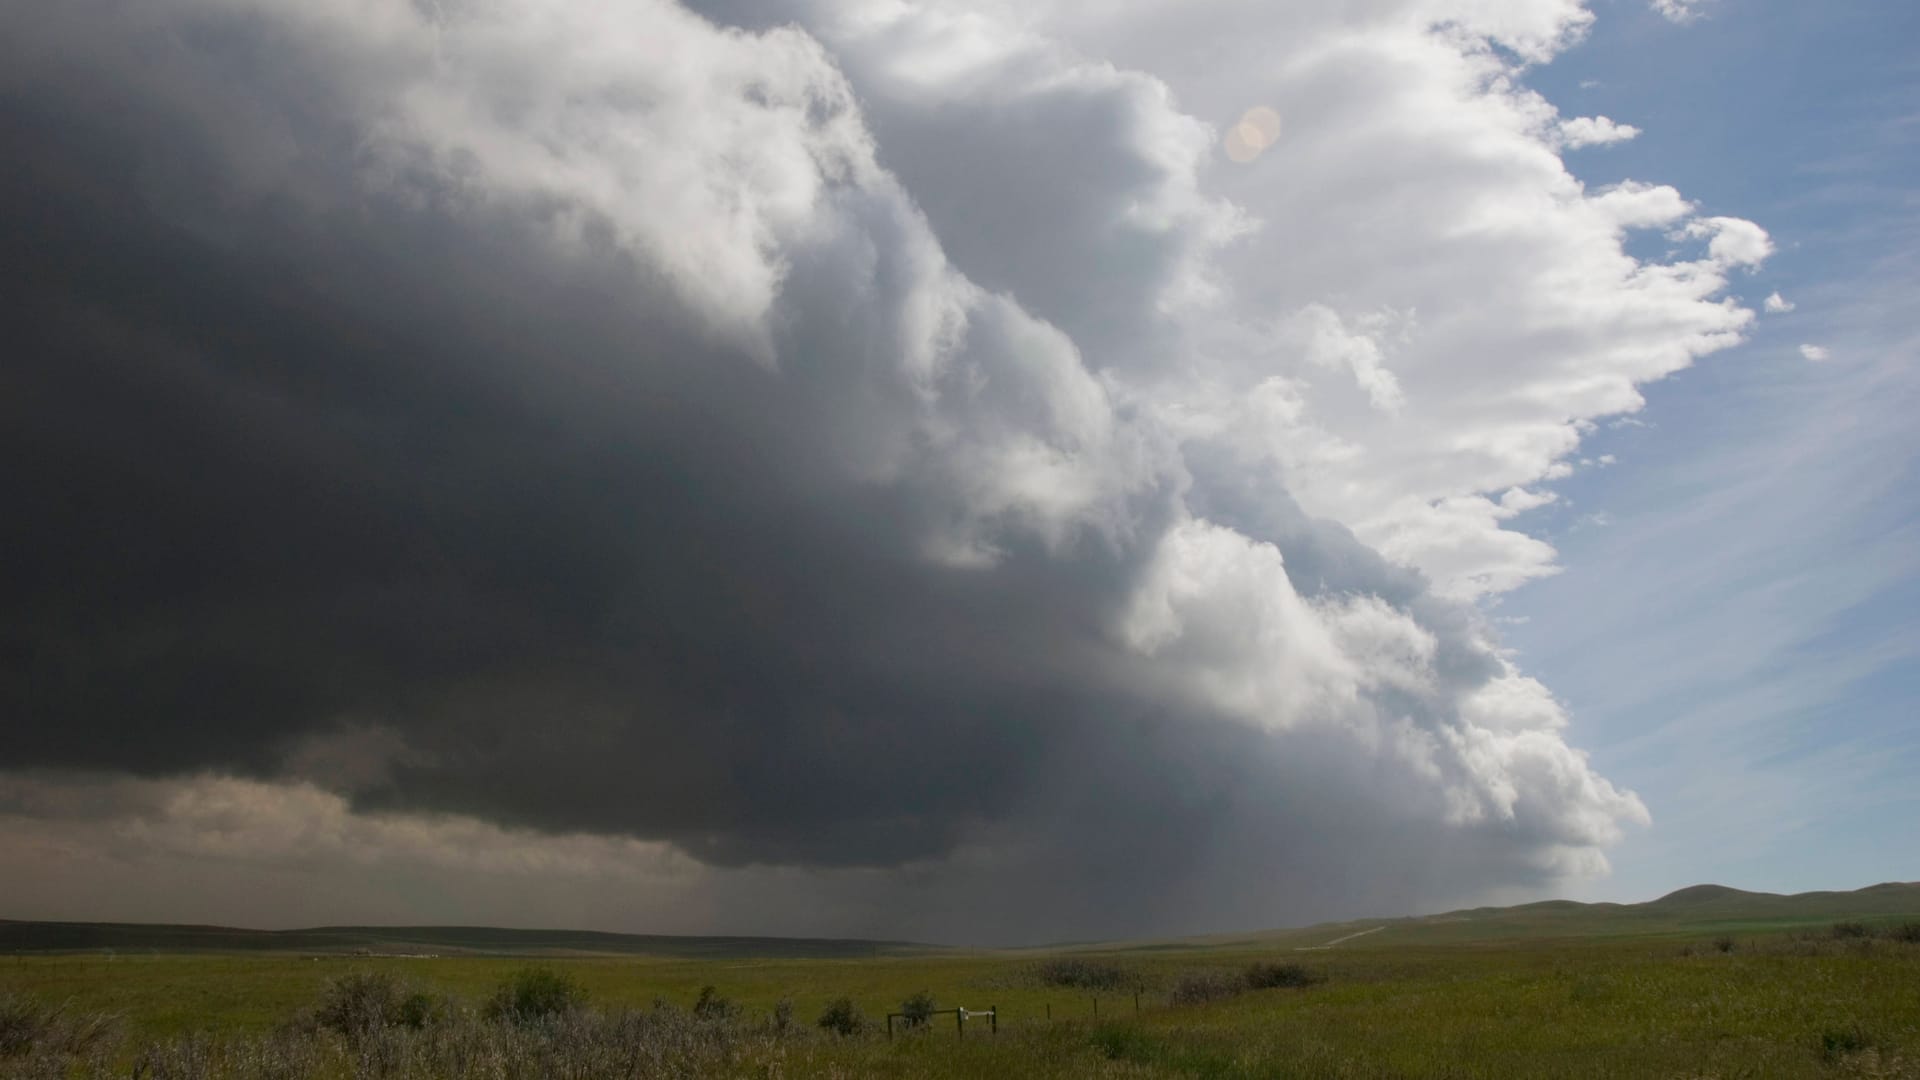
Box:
(0, 0), (1770, 942)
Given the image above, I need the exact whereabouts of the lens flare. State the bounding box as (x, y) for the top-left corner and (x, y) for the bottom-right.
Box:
(1224, 105), (1283, 163)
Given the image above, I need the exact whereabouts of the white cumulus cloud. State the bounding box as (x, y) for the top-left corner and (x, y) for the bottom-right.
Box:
(1559, 115), (1642, 148)
(1650, 0), (1709, 24)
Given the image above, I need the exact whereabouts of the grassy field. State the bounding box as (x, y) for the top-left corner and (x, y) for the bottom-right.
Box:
(4, 885), (1918, 1077)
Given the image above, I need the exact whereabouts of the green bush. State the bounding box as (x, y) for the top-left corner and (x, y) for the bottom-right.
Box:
(1831, 921), (1871, 939)
(816, 996), (865, 1037)
(691, 985), (738, 1022)
(312, 972), (442, 1040)
(484, 968), (586, 1025)
(898, 990), (936, 1029)
(1820, 1025), (1871, 1059)
(1888, 922), (1920, 944)
(1244, 962), (1318, 989)
(1711, 936), (1736, 954)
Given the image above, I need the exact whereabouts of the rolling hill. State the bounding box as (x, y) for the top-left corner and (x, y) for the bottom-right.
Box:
(0, 919), (935, 959)
(1221, 880), (1920, 945)
(5, 881), (1915, 956)
(1102, 881), (1920, 952)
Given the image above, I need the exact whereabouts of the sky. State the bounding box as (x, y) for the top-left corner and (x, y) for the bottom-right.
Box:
(0, 0), (1912, 946)
(1503, 0), (1920, 902)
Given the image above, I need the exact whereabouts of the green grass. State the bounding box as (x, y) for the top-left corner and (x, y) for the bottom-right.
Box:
(5, 933), (1920, 1076)
(5, 885), (1919, 1076)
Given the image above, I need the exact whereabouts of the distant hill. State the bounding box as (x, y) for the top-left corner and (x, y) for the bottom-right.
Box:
(1106, 881), (1920, 952)
(0, 919), (937, 959)
(8, 881), (1916, 956)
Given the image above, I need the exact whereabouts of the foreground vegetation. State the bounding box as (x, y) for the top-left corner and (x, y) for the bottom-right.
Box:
(5, 918), (1920, 1078)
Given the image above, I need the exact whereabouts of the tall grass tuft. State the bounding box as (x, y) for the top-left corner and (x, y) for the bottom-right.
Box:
(0, 993), (120, 1062)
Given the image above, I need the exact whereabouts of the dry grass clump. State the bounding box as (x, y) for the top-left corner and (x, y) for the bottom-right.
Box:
(1030, 957), (1136, 991)
(1168, 961), (1322, 1006)
(1244, 961), (1319, 989)
(0, 970), (804, 1080)
(1168, 969), (1245, 1006)
(0, 993), (120, 1074)
(117, 1003), (785, 1080)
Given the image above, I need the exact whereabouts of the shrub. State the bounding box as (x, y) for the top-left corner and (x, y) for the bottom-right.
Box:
(816, 996), (865, 1037)
(1820, 1026), (1871, 1059)
(312, 971), (445, 1040)
(1712, 936), (1737, 954)
(484, 968), (586, 1025)
(1889, 922), (1920, 944)
(691, 986), (738, 1022)
(396, 990), (446, 1029)
(1033, 958), (1134, 991)
(898, 991), (936, 1030)
(1245, 961), (1318, 989)
(770, 998), (794, 1034)
(0, 994), (119, 1059)
(1169, 970), (1244, 1007)
(0, 995), (49, 1058)
(133, 1002), (774, 1078)
(1831, 921), (1872, 939)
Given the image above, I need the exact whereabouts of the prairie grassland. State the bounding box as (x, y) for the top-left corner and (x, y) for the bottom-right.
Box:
(4, 929), (1919, 1077)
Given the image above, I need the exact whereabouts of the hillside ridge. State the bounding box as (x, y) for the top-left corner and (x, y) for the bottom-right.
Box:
(0, 918), (937, 958)
(7, 881), (1917, 955)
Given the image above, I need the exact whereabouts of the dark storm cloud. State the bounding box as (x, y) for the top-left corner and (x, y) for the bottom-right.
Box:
(0, 7), (1171, 867)
(0, 0), (1644, 940)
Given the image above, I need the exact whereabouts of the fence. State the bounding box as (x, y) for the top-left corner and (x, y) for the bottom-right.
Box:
(887, 988), (1163, 1038)
(885, 1006), (996, 1039)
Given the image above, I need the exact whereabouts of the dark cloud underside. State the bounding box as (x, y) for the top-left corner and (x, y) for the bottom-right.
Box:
(0, 0), (1651, 941)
